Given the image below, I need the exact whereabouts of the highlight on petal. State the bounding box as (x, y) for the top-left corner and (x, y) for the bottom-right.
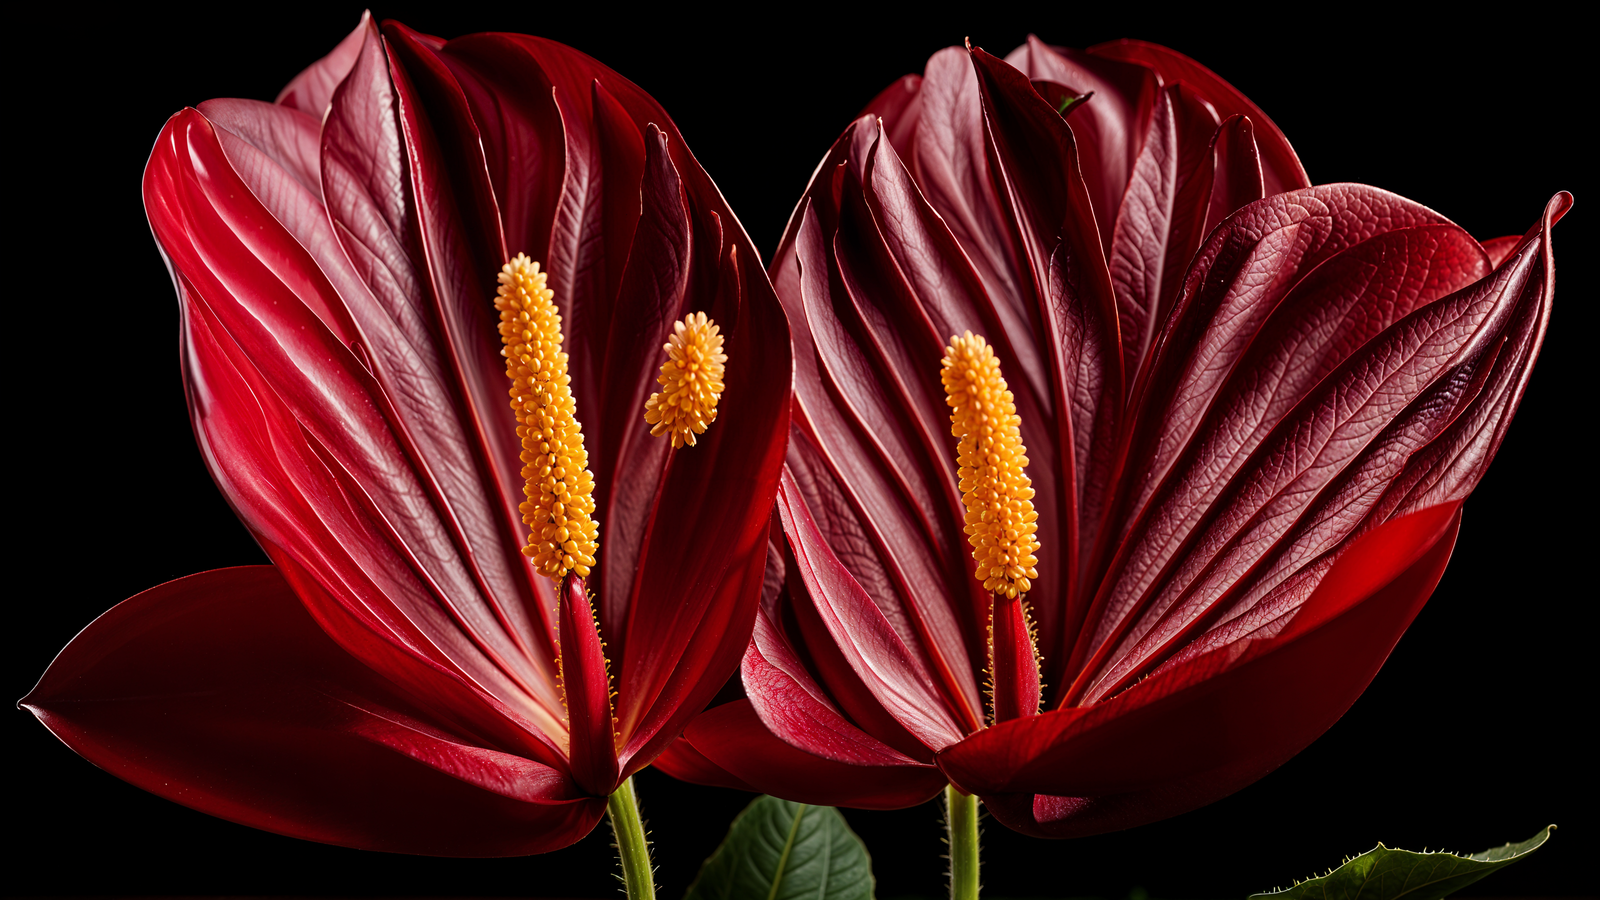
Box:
(670, 31), (1565, 844)
(680, 701), (947, 810)
(23, 568), (605, 856)
(34, 14), (794, 861)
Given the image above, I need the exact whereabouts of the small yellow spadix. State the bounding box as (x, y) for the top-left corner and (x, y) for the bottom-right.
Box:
(644, 311), (727, 449)
(495, 254), (599, 581)
(942, 332), (1040, 599)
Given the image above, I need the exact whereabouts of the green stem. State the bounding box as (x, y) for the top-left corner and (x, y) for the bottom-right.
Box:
(607, 776), (656, 900)
(946, 785), (980, 900)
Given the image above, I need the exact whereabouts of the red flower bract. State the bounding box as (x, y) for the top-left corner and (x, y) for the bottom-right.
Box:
(23, 15), (790, 856)
(659, 38), (1565, 837)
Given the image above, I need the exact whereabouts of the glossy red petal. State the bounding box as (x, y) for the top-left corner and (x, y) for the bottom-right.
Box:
(860, 73), (924, 160)
(1091, 186), (1457, 614)
(798, 152), (988, 722)
(1204, 114), (1265, 236)
(23, 568), (604, 856)
(744, 604), (933, 766)
(652, 735), (762, 793)
(912, 47), (1033, 338)
(777, 468), (968, 751)
(967, 46), (1124, 661)
(939, 503), (1460, 798)
(989, 594), (1043, 722)
(385, 30), (792, 765)
(1074, 218), (1496, 701)
(1106, 86), (1207, 384)
(318, 24), (566, 711)
(147, 105), (571, 760)
(559, 576), (621, 795)
(1087, 39), (1311, 195)
(681, 701), (948, 810)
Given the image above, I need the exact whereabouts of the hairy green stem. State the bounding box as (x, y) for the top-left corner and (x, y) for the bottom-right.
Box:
(607, 776), (656, 900)
(946, 785), (980, 900)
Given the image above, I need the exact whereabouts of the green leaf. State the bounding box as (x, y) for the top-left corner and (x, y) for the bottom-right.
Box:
(1251, 825), (1553, 900)
(684, 794), (875, 900)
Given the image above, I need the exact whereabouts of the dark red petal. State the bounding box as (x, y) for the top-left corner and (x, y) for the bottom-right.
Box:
(968, 46), (1124, 659)
(777, 468), (968, 750)
(146, 106), (569, 759)
(1092, 186), (1458, 615)
(1075, 219), (1494, 700)
(274, 11), (368, 116)
(610, 254), (792, 770)
(652, 734), (763, 793)
(559, 575), (621, 795)
(1107, 86), (1200, 384)
(1204, 114), (1265, 236)
(938, 503), (1459, 798)
(1367, 193), (1566, 521)
(1480, 234), (1523, 269)
(682, 701), (948, 810)
(23, 568), (604, 856)
(912, 47), (1033, 334)
(990, 594), (1043, 722)
(744, 605), (933, 766)
(859, 73), (924, 160)
(798, 154), (988, 723)
(321, 22), (563, 698)
(1003, 36), (1159, 255)
(1087, 39), (1311, 195)
(598, 124), (690, 633)
(397, 31), (792, 765)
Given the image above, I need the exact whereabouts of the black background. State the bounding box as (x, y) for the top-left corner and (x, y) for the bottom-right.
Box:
(9, 4), (1591, 899)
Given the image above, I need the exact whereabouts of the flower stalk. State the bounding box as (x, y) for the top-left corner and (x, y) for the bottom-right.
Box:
(607, 777), (655, 900)
(946, 785), (980, 900)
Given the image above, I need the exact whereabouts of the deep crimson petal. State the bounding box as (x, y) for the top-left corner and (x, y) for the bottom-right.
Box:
(801, 162), (989, 721)
(652, 736), (763, 793)
(610, 260), (792, 771)
(147, 103), (569, 753)
(319, 23), (567, 708)
(912, 48), (1035, 344)
(1004, 36), (1160, 255)
(744, 606), (933, 766)
(23, 568), (604, 856)
(1204, 114), (1265, 236)
(1073, 219), (1496, 700)
(989, 594), (1043, 723)
(559, 576), (621, 795)
(968, 46), (1124, 654)
(600, 125), (691, 635)
(860, 73), (924, 159)
(681, 701), (948, 810)
(381, 30), (793, 766)
(174, 263), (566, 766)
(747, 38), (1557, 839)
(1087, 39), (1311, 195)
(938, 504), (1460, 798)
(778, 468), (968, 750)
(1095, 186), (1457, 597)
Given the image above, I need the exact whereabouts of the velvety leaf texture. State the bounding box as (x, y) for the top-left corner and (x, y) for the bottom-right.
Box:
(1251, 826), (1552, 900)
(684, 795), (875, 900)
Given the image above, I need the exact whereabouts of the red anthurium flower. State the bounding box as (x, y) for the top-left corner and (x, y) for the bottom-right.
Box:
(659, 38), (1565, 837)
(23, 14), (789, 856)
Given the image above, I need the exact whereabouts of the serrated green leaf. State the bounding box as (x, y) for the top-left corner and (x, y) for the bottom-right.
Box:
(1251, 825), (1553, 900)
(684, 795), (875, 900)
